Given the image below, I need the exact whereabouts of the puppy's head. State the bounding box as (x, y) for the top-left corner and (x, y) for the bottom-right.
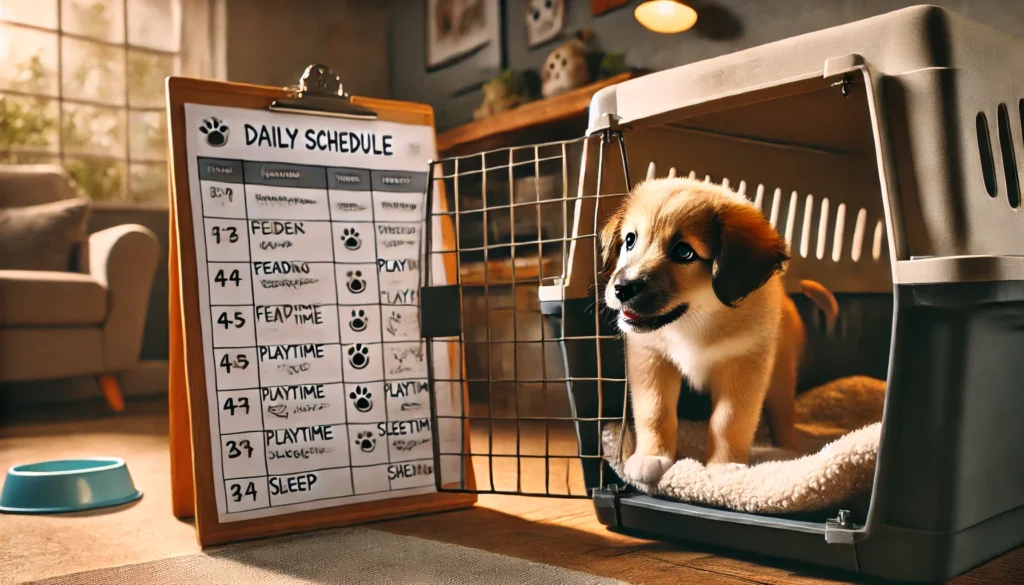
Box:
(600, 178), (789, 334)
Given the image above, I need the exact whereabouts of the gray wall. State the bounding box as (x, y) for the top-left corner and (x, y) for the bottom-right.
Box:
(228, 0), (392, 97)
(392, 0), (1024, 132)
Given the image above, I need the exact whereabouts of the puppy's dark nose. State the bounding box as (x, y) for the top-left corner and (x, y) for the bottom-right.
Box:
(613, 279), (644, 303)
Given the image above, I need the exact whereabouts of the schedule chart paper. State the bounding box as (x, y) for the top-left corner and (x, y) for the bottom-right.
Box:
(183, 103), (459, 523)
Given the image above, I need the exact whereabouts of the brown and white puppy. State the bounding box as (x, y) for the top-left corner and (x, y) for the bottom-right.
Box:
(601, 176), (837, 483)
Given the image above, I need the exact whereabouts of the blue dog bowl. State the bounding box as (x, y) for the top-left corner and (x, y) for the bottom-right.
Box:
(0, 457), (142, 514)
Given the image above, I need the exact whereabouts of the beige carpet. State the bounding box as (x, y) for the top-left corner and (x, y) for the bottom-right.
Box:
(25, 525), (628, 585)
(0, 405), (200, 584)
(0, 400), (651, 585)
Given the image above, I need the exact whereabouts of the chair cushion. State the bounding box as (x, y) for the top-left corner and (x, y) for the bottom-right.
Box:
(0, 270), (107, 326)
(0, 197), (91, 271)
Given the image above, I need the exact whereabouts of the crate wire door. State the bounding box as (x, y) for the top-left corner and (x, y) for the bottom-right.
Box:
(423, 133), (633, 498)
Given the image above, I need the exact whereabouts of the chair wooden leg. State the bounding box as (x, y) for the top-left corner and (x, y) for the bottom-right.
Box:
(98, 375), (125, 412)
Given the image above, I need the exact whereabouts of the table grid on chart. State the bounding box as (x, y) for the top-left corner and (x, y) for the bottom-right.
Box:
(196, 156), (436, 516)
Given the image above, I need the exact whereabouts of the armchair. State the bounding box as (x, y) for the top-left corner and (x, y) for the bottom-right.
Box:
(0, 166), (160, 411)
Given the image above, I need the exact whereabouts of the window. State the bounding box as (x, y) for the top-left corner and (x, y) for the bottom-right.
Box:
(0, 0), (181, 205)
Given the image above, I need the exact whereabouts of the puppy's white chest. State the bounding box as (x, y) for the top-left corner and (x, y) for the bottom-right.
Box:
(654, 330), (711, 389)
(655, 328), (757, 391)
(668, 347), (709, 390)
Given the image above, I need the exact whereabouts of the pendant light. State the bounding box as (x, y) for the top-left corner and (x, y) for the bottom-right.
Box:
(634, 0), (698, 34)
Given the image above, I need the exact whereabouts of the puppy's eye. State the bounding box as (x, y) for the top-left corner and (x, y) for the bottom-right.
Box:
(624, 232), (636, 251)
(671, 241), (697, 263)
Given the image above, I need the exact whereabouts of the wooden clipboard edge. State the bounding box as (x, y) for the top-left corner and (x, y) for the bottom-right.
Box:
(165, 75), (476, 546)
(168, 162), (193, 519)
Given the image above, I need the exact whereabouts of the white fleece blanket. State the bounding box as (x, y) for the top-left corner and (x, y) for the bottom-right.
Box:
(601, 375), (886, 515)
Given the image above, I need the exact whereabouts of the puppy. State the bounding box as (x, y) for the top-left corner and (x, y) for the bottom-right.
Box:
(600, 176), (837, 483)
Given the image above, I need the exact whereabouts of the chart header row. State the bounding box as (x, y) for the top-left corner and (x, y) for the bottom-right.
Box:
(197, 157), (428, 192)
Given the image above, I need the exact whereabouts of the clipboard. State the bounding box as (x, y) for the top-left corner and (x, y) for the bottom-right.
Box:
(167, 64), (475, 547)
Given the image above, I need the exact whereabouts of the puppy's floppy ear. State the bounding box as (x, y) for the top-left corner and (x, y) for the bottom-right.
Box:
(711, 203), (789, 307)
(599, 206), (625, 276)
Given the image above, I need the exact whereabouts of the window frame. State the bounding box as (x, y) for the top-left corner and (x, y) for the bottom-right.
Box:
(0, 0), (180, 206)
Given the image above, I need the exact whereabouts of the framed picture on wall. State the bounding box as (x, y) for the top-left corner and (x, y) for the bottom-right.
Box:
(591, 0), (629, 16)
(525, 0), (565, 48)
(426, 0), (502, 71)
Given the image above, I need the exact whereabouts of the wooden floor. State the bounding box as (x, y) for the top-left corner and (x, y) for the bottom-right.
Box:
(1, 398), (1022, 585)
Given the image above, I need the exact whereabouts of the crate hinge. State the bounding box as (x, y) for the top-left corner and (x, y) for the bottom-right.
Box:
(824, 509), (863, 544)
(592, 486), (624, 528)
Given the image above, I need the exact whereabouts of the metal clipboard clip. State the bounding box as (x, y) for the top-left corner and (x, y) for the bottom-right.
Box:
(269, 64), (378, 120)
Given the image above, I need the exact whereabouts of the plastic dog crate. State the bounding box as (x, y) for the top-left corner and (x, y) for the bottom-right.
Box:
(420, 5), (1024, 582)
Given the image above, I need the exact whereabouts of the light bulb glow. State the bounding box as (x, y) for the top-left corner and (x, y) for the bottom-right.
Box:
(634, 0), (698, 34)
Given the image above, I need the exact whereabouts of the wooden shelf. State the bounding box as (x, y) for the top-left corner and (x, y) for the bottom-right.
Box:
(459, 253), (561, 286)
(441, 73), (639, 287)
(437, 72), (638, 157)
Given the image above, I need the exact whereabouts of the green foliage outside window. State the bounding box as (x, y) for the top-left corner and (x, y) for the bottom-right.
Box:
(0, 0), (173, 205)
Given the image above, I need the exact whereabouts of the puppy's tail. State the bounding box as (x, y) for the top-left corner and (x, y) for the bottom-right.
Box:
(800, 279), (838, 335)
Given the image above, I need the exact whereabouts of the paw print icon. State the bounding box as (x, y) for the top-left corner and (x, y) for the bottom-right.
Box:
(349, 309), (367, 332)
(354, 431), (376, 452)
(346, 270), (366, 294)
(341, 228), (361, 251)
(199, 117), (229, 147)
(349, 385), (373, 412)
(348, 343), (370, 370)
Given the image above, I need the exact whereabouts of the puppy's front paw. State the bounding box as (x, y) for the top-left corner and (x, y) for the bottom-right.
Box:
(623, 454), (673, 483)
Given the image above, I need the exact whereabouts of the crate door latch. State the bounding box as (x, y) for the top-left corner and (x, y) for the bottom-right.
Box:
(419, 285), (462, 338)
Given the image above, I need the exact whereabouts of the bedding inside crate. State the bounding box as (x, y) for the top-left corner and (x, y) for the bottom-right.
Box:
(594, 294), (893, 519)
(601, 375), (884, 518)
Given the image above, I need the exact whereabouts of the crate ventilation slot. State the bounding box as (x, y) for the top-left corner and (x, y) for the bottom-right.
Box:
(977, 111), (998, 197)
(997, 103), (1021, 208)
(1019, 98), (1024, 168)
(683, 172), (885, 263)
